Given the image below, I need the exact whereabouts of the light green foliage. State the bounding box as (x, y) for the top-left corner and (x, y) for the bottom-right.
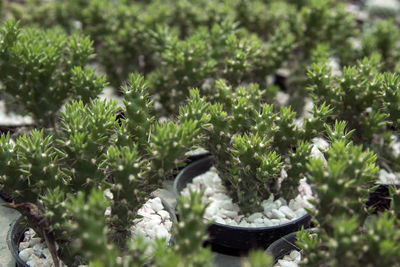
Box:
(229, 133), (282, 213)
(148, 19), (291, 114)
(122, 73), (154, 152)
(201, 81), (325, 214)
(242, 250), (273, 267)
(285, 0), (358, 110)
(97, 3), (154, 88)
(0, 20), (106, 127)
(362, 20), (400, 71)
(235, 0), (296, 39)
(302, 103), (333, 140)
(389, 186), (400, 218)
(309, 57), (386, 142)
(64, 189), (120, 266)
(102, 145), (147, 238)
(281, 141), (312, 200)
(308, 57), (399, 170)
(56, 99), (118, 195)
(297, 130), (400, 266)
(149, 119), (200, 179)
(84, 190), (212, 267)
(294, 0), (357, 61)
(298, 213), (400, 267)
(306, 136), (378, 233)
(0, 130), (60, 204)
(153, 190), (214, 267)
(382, 73), (400, 131)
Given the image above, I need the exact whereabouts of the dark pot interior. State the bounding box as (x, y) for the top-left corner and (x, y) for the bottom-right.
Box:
(367, 184), (400, 213)
(173, 156), (312, 255)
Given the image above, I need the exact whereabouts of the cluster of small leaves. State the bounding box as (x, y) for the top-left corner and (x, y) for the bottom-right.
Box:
(306, 122), (378, 232)
(152, 190), (214, 267)
(1, 80), (207, 265)
(361, 19), (400, 72)
(282, 0), (358, 111)
(0, 20), (106, 127)
(297, 188), (400, 267)
(294, 123), (400, 266)
(55, 100), (119, 195)
(62, 189), (120, 266)
(193, 80), (331, 214)
(297, 212), (400, 267)
(61, 190), (213, 267)
(308, 57), (400, 171)
(0, 130), (60, 204)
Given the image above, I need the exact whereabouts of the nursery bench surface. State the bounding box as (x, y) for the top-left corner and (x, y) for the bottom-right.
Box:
(0, 197), (19, 267)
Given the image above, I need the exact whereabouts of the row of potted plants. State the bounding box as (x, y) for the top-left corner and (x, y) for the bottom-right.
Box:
(0, 0), (399, 266)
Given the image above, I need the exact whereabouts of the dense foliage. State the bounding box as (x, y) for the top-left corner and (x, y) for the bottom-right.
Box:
(0, 0), (399, 266)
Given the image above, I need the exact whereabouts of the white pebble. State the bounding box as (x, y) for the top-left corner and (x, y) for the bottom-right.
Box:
(148, 197), (164, 212)
(248, 212), (263, 222)
(271, 219), (281, 225)
(277, 259), (298, 267)
(154, 225), (170, 239)
(26, 254), (42, 267)
(19, 241), (30, 251)
(28, 238), (42, 247)
(19, 248), (34, 262)
(212, 215), (226, 224)
(220, 209), (238, 219)
(280, 218), (290, 224)
(271, 209), (286, 219)
(279, 206), (296, 219)
(295, 208), (307, 218)
(290, 250), (301, 261)
(263, 218), (273, 227)
(157, 210), (171, 220)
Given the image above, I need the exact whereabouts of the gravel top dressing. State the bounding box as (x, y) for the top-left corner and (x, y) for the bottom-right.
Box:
(17, 197), (173, 267)
(181, 167), (314, 228)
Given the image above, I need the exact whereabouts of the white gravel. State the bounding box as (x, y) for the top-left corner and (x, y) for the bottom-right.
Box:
(273, 250), (301, 267)
(18, 197), (173, 266)
(0, 100), (33, 126)
(378, 169), (400, 185)
(131, 197), (173, 242)
(18, 229), (66, 267)
(377, 135), (400, 185)
(181, 168), (313, 227)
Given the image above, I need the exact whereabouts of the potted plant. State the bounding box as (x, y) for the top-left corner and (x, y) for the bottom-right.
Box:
(173, 80), (333, 252)
(308, 56), (400, 212)
(291, 136), (400, 266)
(0, 74), (207, 266)
(0, 20), (107, 129)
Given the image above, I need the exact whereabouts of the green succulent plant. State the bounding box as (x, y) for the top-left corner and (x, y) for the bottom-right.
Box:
(0, 20), (106, 127)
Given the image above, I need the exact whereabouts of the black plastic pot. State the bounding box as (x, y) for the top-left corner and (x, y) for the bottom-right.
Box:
(0, 190), (13, 202)
(265, 231), (299, 262)
(7, 198), (177, 266)
(366, 184), (400, 213)
(173, 155), (312, 254)
(7, 216), (29, 267)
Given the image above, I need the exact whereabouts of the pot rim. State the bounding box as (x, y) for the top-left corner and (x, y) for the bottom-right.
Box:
(6, 215), (29, 267)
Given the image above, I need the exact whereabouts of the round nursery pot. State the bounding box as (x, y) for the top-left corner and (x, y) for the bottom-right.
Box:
(265, 231), (298, 262)
(173, 155), (312, 254)
(366, 184), (400, 213)
(265, 229), (314, 263)
(7, 216), (29, 267)
(7, 198), (177, 267)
